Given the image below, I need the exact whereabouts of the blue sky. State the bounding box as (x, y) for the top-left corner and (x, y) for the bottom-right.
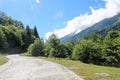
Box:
(0, 0), (120, 39)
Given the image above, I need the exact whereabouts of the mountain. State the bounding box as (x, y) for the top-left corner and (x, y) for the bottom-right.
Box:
(61, 13), (120, 41)
(97, 18), (120, 37)
(60, 32), (76, 42)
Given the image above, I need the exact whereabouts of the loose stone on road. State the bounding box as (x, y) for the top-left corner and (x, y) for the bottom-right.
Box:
(0, 55), (83, 80)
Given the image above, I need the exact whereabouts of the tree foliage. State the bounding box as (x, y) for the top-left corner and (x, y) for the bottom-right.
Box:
(0, 27), (7, 49)
(0, 11), (39, 52)
(44, 34), (70, 58)
(33, 26), (39, 38)
(28, 38), (44, 56)
(103, 31), (120, 67)
(72, 31), (120, 67)
(46, 34), (60, 57)
(27, 30), (120, 67)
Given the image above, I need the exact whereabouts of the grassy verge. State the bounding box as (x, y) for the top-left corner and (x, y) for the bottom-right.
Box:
(0, 54), (8, 65)
(21, 53), (120, 80)
(37, 57), (120, 80)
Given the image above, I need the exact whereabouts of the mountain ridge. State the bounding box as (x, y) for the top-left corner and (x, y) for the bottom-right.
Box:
(60, 13), (120, 41)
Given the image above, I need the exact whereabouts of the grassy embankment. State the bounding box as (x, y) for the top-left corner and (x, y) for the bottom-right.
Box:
(0, 54), (8, 65)
(22, 53), (120, 80)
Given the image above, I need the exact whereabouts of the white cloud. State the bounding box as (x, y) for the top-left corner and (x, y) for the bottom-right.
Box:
(45, 0), (120, 39)
(36, 0), (40, 4)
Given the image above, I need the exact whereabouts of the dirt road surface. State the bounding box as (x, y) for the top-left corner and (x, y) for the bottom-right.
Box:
(0, 55), (83, 80)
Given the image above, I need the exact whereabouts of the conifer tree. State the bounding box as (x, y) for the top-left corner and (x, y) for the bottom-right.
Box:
(33, 26), (39, 38)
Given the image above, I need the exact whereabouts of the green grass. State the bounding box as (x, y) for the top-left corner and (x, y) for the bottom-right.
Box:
(36, 56), (120, 80)
(0, 54), (8, 65)
(21, 53), (120, 80)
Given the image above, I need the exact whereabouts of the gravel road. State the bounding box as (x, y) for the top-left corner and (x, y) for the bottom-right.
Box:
(0, 54), (83, 80)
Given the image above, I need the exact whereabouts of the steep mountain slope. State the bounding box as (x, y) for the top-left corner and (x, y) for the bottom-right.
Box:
(97, 18), (120, 37)
(61, 13), (120, 41)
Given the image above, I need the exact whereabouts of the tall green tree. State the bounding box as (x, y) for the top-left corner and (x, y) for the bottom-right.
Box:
(46, 34), (60, 57)
(26, 25), (32, 37)
(33, 26), (39, 38)
(25, 25), (35, 48)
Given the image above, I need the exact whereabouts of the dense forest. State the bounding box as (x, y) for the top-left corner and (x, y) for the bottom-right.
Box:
(0, 12), (120, 67)
(0, 11), (39, 53)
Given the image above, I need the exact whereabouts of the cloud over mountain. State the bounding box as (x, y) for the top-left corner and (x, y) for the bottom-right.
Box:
(45, 0), (120, 39)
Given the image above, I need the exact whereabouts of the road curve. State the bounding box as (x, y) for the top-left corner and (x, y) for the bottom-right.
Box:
(0, 54), (83, 80)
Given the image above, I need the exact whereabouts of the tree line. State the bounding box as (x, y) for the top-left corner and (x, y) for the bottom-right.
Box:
(0, 11), (39, 53)
(28, 31), (120, 67)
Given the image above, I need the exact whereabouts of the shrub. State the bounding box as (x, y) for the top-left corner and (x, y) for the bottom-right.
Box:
(28, 38), (44, 56)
